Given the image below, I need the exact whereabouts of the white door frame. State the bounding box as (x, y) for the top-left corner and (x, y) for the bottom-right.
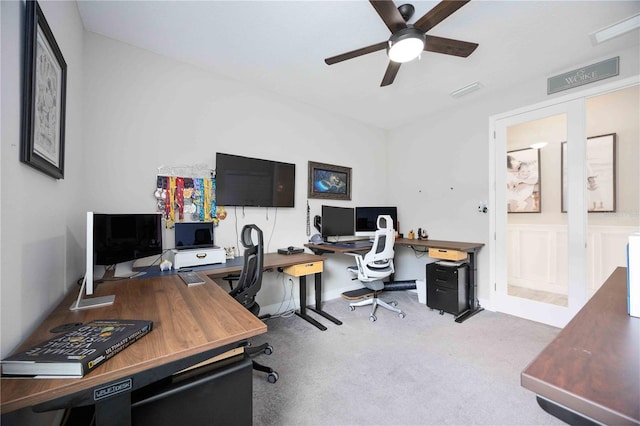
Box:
(488, 76), (640, 328)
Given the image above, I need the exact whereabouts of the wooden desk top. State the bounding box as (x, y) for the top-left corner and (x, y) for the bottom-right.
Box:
(1, 273), (266, 414)
(395, 238), (484, 252)
(306, 238), (484, 254)
(521, 267), (640, 425)
(203, 252), (326, 277)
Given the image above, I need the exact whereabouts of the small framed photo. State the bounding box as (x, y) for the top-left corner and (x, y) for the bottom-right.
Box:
(507, 148), (541, 213)
(307, 161), (352, 200)
(21, 0), (67, 179)
(561, 133), (616, 212)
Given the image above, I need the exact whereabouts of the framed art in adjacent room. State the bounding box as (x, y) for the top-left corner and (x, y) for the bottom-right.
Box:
(507, 148), (541, 213)
(561, 133), (616, 212)
(307, 161), (352, 200)
(21, 0), (67, 179)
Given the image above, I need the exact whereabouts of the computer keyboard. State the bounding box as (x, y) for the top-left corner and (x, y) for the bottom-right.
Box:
(178, 271), (206, 286)
(332, 241), (372, 249)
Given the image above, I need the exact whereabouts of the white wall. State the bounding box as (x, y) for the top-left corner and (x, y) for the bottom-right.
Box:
(388, 45), (640, 303)
(82, 32), (389, 310)
(1, 1), (86, 423)
(1, 0), (86, 358)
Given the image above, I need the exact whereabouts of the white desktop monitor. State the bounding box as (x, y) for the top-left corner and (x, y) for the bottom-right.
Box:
(70, 212), (115, 311)
(355, 207), (398, 238)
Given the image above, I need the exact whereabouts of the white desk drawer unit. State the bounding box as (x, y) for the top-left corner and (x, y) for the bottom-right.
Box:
(283, 261), (323, 277)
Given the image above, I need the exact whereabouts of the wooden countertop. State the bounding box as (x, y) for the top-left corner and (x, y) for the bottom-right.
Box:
(521, 267), (640, 425)
(1, 272), (266, 414)
(395, 238), (484, 252)
(306, 238), (484, 254)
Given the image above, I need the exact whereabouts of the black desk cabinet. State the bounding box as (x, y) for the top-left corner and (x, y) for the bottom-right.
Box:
(426, 262), (469, 315)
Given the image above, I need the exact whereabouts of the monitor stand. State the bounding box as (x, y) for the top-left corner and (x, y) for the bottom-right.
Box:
(113, 260), (146, 278)
(69, 276), (115, 311)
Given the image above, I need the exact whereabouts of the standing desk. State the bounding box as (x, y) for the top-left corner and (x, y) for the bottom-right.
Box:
(521, 267), (640, 425)
(1, 273), (265, 425)
(306, 238), (484, 323)
(203, 252), (342, 331)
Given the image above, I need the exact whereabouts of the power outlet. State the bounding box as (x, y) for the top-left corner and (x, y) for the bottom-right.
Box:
(478, 201), (488, 213)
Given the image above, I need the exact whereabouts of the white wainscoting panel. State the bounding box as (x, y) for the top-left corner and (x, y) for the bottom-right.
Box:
(508, 224), (634, 298)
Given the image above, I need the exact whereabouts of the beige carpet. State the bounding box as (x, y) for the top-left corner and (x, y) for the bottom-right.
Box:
(252, 291), (564, 425)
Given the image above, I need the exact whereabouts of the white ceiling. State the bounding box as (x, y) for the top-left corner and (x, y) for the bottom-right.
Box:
(76, 1), (640, 130)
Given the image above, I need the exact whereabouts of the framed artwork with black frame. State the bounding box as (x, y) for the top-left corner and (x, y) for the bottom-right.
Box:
(21, 0), (67, 179)
(507, 148), (541, 213)
(561, 133), (616, 213)
(307, 161), (352, 200)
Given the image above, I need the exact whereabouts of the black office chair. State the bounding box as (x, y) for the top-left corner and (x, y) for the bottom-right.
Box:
(229, 224), (279, 383)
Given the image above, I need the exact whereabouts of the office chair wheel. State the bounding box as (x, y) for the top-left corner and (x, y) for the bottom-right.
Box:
(349, 306), (356, 311)
(263, 345), (273, 355)
(369, 315), (377, 322)
(267, 371), (279, 383)
(399, 312), (406, 319)
(390, 301), (398, 307)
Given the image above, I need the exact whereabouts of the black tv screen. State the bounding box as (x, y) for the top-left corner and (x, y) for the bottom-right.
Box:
(174, 222), (214, 250)
(216, 153), (295, 207)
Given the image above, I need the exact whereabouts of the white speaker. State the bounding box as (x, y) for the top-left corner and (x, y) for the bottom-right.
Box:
(628, 232), (640, 318)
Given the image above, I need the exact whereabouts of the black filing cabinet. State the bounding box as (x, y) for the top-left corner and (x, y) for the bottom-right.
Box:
(426, 262), (469, 315)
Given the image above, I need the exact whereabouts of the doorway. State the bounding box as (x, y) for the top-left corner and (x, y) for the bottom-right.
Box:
(490, 79), (639, 327)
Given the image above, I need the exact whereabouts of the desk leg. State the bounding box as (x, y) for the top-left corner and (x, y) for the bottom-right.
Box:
(295, 275), (328, 331)
(454, 250), (484, 323)
(307, 272), (342, 326)
(536, 396), (599, 426)
(95, 393), (131, 426)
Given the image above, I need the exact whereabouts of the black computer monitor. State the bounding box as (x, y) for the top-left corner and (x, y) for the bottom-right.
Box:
(355, 206), (398, 237)
(71, 212), (163, 311)
(93, 213), (163, 274)
(321, 205), (354, 240)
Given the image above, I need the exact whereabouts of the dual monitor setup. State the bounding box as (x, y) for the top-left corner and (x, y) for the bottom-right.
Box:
(320, 205), (398, 241)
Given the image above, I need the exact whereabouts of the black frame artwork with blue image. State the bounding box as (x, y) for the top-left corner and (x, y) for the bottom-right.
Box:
(307, 161), (352, 200)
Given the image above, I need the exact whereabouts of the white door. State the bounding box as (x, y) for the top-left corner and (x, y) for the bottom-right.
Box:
(494, 100), (588, 327)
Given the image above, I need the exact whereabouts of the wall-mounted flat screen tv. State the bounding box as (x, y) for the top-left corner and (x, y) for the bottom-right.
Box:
(216, 153), (295, 207)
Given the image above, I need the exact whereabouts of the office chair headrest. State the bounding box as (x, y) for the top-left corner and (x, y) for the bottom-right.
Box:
(241, 224), (263, 249)
(377, 215), (394, 231)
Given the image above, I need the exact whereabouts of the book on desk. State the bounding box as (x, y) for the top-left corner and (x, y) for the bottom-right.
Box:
(1, 319), (153, 378)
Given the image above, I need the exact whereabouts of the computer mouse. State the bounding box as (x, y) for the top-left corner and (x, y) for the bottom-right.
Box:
(288, 246), (295, 251)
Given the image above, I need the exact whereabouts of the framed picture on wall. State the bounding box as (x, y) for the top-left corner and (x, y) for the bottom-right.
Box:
(507, 148), (541, 213)
(561, 133), (616, 212)
(307, 161), (352, 200)
(21, 0), (67, 179)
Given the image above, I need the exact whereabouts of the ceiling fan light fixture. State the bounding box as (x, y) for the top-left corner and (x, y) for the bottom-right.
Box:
(387, 28), (425, 63)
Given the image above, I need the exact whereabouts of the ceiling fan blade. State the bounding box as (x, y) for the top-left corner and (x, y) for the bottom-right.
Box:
(370, 0), (408, 33)
(381, 61), (401, 87)
(424, 35), (478, 57)
(325, 41), (388, 65)
(414, 0), (470, 33)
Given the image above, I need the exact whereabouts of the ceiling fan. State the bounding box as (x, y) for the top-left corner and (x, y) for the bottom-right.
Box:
(325, 0), (478, 87)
